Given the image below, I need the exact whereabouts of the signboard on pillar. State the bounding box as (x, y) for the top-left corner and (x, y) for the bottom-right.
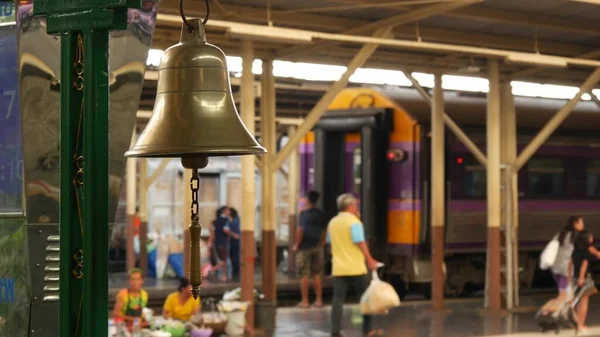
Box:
(0, 1), (15, 26)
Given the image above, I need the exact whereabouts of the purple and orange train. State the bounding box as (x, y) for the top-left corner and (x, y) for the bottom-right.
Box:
(299, 86), (600, 297)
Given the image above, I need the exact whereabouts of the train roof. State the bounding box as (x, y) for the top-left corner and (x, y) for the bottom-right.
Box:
(330, 87), (600, 130)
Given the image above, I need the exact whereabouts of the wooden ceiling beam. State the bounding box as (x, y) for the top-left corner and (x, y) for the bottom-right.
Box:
(392, 26), (591, 57)
(156, 1), (359, 32)
(448, 7), (600, 35)
(511, 48), (600, 79)
(275, 0), (481, 58)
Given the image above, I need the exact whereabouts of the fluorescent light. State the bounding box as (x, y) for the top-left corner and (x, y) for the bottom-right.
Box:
(506, 53), (568, 68)
(227, 24), (313, 44)
(570, 0), (600, 4)
(145, 51), (595, 101)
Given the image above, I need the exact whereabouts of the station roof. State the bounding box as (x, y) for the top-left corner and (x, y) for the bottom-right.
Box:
(151, 0), (600, 85)
(141, 0), (600, 133)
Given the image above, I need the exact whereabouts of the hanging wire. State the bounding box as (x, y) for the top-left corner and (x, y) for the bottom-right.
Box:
(267, 0), (273, 27)
(533, 27), (540, 54)
(180, 0), (210, 32)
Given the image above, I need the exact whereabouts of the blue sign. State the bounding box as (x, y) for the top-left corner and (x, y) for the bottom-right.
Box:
(0, 2), (15, 24)
(0, 25), (22, 212)
(0, 278), (14, 305)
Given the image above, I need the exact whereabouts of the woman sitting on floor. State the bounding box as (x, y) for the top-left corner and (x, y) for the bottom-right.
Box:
(163, 277), (201, 321)
(113, 268), (149, 327)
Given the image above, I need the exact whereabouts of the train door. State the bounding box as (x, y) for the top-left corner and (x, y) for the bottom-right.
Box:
(312, 108), (393, 260)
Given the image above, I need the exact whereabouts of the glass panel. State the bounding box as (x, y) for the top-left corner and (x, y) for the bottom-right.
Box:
(464, 164), (486, 197)
(198, 175), (220, 229)
(226, 177), (242, 212)
(527, 158), (564, 197)
(276, 172), (289, 242)
(586, 160), (600, 197)
(0, 26), (21, 212)
(352, 147), (362, 195)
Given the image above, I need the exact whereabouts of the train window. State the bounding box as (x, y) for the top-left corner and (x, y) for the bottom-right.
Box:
(352, 147), (362, 194)
(586, 160), (600, 197)
(464, 164), (486, 197)
(527, 158), (564, 197)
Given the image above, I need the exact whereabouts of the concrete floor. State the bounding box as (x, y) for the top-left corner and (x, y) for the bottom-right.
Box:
(271, 296), (600, 337)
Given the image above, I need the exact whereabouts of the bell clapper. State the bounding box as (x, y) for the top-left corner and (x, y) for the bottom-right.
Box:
(184, 155), (209, 300)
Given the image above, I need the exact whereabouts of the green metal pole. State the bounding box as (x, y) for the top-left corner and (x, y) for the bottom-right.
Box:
(82, 29), (110, 336)
(59, 31), (84, 337)
(34, 1), (140, 336)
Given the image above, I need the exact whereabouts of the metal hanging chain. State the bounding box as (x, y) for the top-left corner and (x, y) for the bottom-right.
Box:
(180, 0), (210, 33)
(190, 169), (200, 222)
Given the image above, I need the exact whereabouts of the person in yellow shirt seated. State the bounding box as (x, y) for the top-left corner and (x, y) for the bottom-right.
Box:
(163, 277), (201, 321)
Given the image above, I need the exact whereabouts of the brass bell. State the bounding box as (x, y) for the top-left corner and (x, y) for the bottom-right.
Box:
(126, 18), (266, 159)
(126, 14), (265, 299)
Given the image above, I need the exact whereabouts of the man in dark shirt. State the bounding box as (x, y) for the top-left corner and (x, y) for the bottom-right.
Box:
(213, 206), (238, 282)
(228, 207), (241, 281)
(293, 190), (326, 308)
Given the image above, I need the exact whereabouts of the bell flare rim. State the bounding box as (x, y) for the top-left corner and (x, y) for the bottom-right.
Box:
(124, 146), (267, 158)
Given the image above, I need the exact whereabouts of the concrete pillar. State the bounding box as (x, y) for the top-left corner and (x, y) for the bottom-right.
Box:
(261, 59), (277, 303)
(139, 158), (148, 276)
(501, 81), (519, 308)
(486, 59), (502, 311)
(126, 130), (137, 271)
(287, 126), (299, 275)
(240, 39), (257, 330)
(431, 73), (445, 311)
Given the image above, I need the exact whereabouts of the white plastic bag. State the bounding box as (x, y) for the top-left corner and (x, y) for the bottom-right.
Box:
(540, 235), (559, 270)
(360, 266), (400, 315)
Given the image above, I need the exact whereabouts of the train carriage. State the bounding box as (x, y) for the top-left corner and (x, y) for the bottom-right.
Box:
(299, 86), (600, 298)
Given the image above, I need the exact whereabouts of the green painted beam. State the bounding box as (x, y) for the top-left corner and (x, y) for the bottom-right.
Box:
(82, 29), (110, 337)
(33, 0), (142, 336)
(58, 31), (84, 337)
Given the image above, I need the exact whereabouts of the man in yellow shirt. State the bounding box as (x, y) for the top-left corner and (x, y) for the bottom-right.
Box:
(163, 278), (201, 321)
(327, 193), (380, 337)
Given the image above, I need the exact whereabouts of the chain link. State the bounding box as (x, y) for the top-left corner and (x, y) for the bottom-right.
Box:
(190, 170), (199, 221)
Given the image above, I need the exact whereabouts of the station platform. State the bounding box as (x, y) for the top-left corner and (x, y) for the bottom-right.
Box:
(272, 295), (600, 337)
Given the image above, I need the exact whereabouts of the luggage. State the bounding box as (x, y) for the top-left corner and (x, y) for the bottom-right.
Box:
(535, 275), (596, 333)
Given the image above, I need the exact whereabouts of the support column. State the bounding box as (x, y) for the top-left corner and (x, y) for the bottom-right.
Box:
(139, 158), (149, 276)
(287, 126), (299, 275)
(261, 59), (277, 304)
(58, 31), (84, 337)
(35, 2), (135, 334)
(79, 29), (111, 335)
(126, 130), (138, 271)
(501, 81), (519, 309)
(240, 40), (257, 330)
(486, 59), (502, 311)
(431, 73), (445, 311)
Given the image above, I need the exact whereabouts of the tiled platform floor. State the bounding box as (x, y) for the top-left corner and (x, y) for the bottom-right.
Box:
(271, 295), (600, 337)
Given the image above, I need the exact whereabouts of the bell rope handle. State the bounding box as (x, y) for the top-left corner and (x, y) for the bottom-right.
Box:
(180, 0), (210, 33)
